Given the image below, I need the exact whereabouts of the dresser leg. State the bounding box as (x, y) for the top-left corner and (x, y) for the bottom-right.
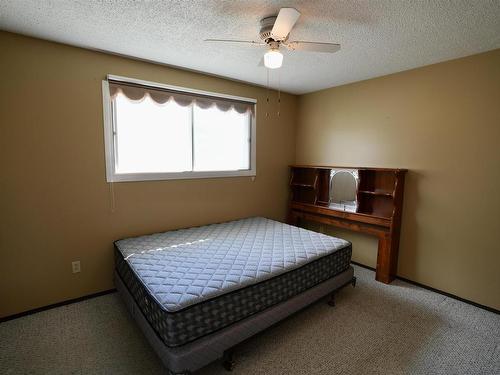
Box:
(375, 234), (395, 284)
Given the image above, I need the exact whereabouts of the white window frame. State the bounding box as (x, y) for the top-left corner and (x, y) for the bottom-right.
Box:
(102, 75), (257, 182)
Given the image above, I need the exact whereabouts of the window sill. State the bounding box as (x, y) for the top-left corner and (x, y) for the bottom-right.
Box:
(107, 169), (256, 182)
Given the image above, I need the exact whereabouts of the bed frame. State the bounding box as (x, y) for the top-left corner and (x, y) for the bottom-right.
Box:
(115, 266), (356, 375)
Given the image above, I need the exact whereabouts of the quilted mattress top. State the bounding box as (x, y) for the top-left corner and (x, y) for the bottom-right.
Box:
(115, 217), (350, 312)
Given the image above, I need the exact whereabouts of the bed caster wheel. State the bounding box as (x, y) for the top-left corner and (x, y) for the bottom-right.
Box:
(223, 360), (235, 371)
(327, 292), (336, 307)
(351, 276), (357, 287)
(223, 350), (235, 371)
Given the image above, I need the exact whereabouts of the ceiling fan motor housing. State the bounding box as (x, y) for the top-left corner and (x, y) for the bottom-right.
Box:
(259, 16), (278, 43)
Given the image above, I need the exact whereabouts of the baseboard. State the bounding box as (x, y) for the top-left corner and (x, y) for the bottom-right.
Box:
(0, 289), (117, 323)
(351, 261), (376, 272)
(350, 261), (499, 315)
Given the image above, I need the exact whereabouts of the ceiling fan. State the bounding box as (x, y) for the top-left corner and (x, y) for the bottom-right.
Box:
(205, 8), (340, 69)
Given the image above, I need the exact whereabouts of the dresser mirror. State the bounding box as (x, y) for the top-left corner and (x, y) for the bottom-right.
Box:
(329, 169), (359, 212)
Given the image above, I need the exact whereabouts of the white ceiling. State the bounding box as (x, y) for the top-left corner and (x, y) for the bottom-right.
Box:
(1, 0), (499, 94)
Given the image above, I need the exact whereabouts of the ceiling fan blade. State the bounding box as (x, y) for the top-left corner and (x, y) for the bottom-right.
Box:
(270, 8), (301, 41)
(204, 39), (265, 46)
(284, 41), (341, 53)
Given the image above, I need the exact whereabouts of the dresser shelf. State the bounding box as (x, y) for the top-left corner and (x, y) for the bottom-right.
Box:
(358, 190), (394, 197)
(291, 182), (316, 188)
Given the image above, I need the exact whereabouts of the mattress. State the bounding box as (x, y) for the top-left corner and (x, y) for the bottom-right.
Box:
(115, 217), (352, 347)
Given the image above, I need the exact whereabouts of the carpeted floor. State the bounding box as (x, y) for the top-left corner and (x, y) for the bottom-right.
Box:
(1, 265), (498, 375)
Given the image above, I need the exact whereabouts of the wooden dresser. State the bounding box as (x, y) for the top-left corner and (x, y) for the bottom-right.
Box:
(287, 165), (407, 284)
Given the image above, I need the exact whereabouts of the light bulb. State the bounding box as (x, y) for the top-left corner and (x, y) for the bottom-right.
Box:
(264, 49), (283, 69)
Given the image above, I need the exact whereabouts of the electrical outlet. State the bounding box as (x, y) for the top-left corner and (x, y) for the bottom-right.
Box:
(72, 261), (81, 274)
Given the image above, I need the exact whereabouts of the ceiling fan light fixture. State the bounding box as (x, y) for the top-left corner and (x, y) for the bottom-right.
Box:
(264, 49), (283, 69)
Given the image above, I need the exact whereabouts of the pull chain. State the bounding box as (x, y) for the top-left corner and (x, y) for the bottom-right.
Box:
(266, 68), (270, 118)
(277, 68), (281, 117)
(109, 182), (116, 213)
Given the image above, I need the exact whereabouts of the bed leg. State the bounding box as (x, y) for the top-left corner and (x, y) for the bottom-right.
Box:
(327, 292), (336, 307)
(352, 276), (357, 287)
(223, 349), (235, 371)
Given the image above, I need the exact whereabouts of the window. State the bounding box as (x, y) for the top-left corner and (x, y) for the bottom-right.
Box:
(102, 75), (256, 182)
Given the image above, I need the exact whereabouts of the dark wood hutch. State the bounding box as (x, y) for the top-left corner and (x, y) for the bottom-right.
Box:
(287, 165), (407, 284)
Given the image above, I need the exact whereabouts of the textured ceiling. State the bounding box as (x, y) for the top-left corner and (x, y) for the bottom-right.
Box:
(1, 0), (499, 94)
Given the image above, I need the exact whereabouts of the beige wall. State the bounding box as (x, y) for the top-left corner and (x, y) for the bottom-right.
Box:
(296, 49), (500, 310)
(1, 30), (498, 317)
(0, 32), (297, 318)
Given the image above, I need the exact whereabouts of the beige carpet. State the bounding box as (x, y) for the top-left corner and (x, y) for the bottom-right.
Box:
(1, 265), (499, 374)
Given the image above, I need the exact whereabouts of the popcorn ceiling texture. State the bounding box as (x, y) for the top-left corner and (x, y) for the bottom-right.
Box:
(0, 0), (499, 94)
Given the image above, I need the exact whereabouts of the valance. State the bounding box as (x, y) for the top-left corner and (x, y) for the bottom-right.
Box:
(109, 81), (254, 114)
